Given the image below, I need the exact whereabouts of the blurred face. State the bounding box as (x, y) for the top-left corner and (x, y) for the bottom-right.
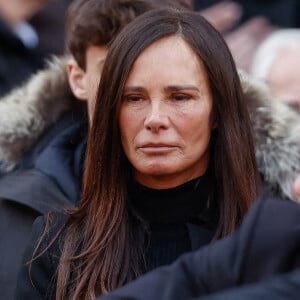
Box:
(0, 0), (47, 26)
(267, 48), (300, 112)
(119, 36), (215, 189)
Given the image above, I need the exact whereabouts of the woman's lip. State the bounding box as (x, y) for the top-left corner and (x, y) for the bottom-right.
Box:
(140, 143), (174, 148)
(138, 144), (177, 153)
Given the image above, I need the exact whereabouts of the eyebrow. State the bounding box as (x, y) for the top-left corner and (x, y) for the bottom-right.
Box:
(164, 85), (200, 92)
(123, 86), (146, 93)
(124, 85), (200, 93)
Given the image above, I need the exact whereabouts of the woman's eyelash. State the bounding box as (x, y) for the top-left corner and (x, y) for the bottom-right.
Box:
(172, 93), (192, 100)
(123, 95), (143, 101)
(123, 93), (193, 101)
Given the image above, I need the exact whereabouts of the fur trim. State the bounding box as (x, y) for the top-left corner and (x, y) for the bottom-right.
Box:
(0, 55), (74, 172)
(240, 70), (300, 202)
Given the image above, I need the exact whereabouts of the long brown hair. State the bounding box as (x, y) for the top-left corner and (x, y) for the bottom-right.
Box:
(55, 8), (260, 299)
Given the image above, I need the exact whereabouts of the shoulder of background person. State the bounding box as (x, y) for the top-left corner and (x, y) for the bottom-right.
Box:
(240, 196), (300, 284)
(0, 168), (75, 214)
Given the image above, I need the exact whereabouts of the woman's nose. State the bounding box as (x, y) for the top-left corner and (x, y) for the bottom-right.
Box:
(144, 101), (169, 132)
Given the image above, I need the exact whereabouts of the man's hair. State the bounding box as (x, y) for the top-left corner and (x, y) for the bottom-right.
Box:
(65, 0), (186, 69)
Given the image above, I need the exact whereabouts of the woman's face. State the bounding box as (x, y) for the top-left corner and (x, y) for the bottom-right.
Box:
(119, 36), (215, 189)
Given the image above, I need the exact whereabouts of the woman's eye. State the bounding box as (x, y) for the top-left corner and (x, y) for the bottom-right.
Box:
(172, 93), (191, 101)
(123, 95), (143, 102)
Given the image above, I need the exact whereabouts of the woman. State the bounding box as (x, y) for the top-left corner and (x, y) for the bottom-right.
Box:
(16, 7), (260, 300)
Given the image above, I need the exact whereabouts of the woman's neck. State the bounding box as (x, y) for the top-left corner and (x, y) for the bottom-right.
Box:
(134, 165), (209, 190)
(129, 169), (214, 224)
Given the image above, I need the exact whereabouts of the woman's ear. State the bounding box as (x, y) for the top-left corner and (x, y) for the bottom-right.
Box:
(67, 58), (88, 101)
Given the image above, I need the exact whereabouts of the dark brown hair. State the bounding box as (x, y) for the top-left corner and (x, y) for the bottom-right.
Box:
(57, 7), (260, 299)
(65, 0), (187, 69)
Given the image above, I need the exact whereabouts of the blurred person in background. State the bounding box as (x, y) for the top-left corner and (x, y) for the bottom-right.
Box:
(194, 0), (300, 27)
(0, 0), (49, 96)
(29, 0), (73, 55)
(193, 1), (289, 71)
(250, 29), (300, 206)
(251, 29), (300, 112)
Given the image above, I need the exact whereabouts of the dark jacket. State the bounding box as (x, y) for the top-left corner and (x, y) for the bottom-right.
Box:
(15, 204), (216, 299)
(0, 116), (86, 300)
(198, 269), (300, 300)
(0, 17), (44, 97)
(98, 197), (300, 300)
(0, 57), (87, 300)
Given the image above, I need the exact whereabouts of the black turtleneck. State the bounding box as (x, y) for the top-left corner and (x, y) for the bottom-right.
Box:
(128, 169), (218, 272)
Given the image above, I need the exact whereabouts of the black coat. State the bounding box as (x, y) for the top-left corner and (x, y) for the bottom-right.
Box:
(15, 205), (216, 299)
(98, 197), (300, 300)
(0, 18), (44, 97)
(16, 197), (300, 299)
(0, 114), (86, 300)
(193, 270), (300, 300)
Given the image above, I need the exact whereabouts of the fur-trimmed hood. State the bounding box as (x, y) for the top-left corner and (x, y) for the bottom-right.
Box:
(0, 56), (299, 201)
(239, 71), (300, 201)
(0, 56), (75, 172)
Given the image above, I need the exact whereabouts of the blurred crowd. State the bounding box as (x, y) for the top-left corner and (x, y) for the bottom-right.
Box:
(2, 0), (300, 100)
